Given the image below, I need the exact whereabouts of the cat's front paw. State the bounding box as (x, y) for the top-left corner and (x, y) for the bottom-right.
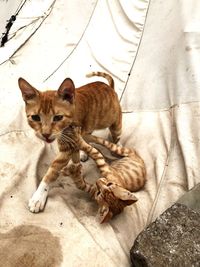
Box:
(80, 151), (89, 162)
(28, 192), (48, 213)
(28, 181), (49, 213)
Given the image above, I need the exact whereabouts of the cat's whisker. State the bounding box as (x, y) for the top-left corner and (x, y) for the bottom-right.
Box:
(54, 130), (64, 137)
(51, 133), (59, 139)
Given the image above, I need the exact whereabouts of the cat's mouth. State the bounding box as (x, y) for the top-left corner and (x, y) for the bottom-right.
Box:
(37, 134), (55, 143)
(44, 137), (55, 143)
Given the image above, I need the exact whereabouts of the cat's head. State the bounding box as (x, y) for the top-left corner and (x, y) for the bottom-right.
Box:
(95, 178), (138, 223)
(18, 77), (76, 143)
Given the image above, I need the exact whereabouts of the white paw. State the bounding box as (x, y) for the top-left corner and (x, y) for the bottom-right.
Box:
(28, 181), (49, 213)
(80, 151), (89, 162)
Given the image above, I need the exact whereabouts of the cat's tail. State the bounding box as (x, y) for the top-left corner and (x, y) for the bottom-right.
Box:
(86, 71), (114, 89)
(78, 135), (112, 176)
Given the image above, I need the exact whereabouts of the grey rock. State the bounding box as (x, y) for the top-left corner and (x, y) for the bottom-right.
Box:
(178, 183), (200, 212)
(130, 203), (200, 267)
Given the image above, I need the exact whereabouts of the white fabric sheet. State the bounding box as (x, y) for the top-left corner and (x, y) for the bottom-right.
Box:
(0, 0), (200, 266)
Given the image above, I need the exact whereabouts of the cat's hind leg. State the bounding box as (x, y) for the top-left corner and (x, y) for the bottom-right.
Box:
(79, 131), (93, 161)
(109, 115), (122, 144)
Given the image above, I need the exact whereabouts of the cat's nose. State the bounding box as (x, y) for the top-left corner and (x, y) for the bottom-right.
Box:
(42, 133), (51, 139)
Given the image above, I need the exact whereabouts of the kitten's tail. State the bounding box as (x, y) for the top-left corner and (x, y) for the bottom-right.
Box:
(78, 135), (112, 176)
(86, 71), (114, 89)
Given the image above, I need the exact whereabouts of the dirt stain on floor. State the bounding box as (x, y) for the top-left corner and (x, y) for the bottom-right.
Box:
(0, 224), (63, 267)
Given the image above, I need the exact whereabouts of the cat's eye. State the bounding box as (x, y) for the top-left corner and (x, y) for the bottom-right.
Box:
(97, 191), (101, 196)
(31, 115), (41, 121)
(107, 182), (113, 186)
(53, 115), (63, 122)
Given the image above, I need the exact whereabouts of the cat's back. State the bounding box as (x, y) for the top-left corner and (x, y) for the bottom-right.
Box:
(76, 81), (116, 97)
(74, 81), (121, 131)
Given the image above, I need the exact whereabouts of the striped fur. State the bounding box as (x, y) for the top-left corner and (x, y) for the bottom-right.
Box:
(82, 134), (146, 192)
(18, 71), (121, 146)
(18, 72), (122, 213)
(86, 71), (114, 89)
(61, 126), (146, 223)
(81, 136), (146, 223)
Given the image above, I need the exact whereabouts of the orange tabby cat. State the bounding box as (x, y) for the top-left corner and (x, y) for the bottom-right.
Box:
(18, 72), (122, 212)
(62, 126), (146, 223)
(86, 135), (146, 223)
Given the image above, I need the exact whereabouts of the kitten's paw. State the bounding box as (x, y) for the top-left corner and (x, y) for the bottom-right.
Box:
(28, 181), (49, 213)
(29, 195), (47, 213)
(80, 151), (89, 162)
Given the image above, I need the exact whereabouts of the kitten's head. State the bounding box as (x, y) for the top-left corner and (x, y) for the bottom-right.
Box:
(95, 178), (138, 223)
(18, 77), (76, 143)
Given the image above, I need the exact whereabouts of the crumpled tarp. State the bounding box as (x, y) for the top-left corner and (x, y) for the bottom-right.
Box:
(0, 0), (200, 266)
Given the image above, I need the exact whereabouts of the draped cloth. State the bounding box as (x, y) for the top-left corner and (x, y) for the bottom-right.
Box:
(0, 1), (200, 266)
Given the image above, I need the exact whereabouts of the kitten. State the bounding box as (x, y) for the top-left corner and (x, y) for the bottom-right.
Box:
(62, 127), (146, 223)
(18, 72), (122, 213)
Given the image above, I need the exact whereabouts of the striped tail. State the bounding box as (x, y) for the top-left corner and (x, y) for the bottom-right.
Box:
(85, 135), (135, 158)
(86, 71), (114, 89)
(78, 136), (111, 176)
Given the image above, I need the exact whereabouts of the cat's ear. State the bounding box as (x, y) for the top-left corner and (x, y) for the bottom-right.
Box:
(98, 205), (113, 223)
(18, 78), (39, 102)
(112, 187), (138, 204)
(57, 78), (75, 104)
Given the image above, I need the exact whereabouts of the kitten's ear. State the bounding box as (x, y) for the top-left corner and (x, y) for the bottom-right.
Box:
(98, 205), (113, 224)
(57, 78), (75, 104)
(112, 187), (138, 204)
(18, 78), (39, 102)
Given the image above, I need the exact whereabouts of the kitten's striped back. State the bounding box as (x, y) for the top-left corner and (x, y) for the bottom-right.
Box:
(79, 134), (146, 192)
